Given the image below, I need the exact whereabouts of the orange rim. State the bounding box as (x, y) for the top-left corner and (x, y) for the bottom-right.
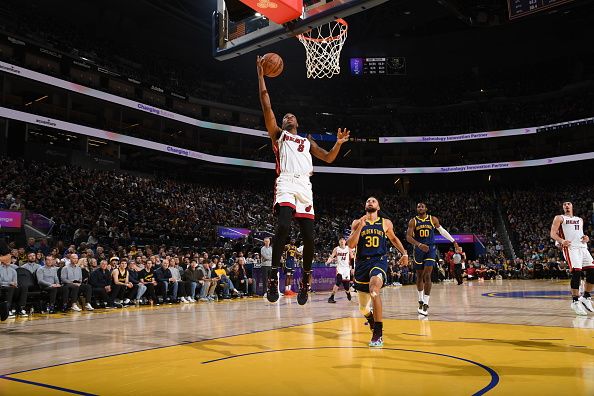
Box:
(297, 18), (348, 43)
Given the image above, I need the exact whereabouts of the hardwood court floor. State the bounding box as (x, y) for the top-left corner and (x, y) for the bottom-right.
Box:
(1, 280), (593, 395)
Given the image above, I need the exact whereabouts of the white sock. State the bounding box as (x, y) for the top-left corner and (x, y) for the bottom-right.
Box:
(417, 290), (424, 301)
(423, 295), (430, 305)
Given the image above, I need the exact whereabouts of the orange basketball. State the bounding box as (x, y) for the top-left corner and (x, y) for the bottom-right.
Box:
(262, 53), (284, 78)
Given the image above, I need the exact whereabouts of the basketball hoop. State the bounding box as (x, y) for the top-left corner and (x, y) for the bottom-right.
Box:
(297, 18), (348, 79)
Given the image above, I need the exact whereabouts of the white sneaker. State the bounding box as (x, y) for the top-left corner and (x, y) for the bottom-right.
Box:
(180, 297), (189, 303)
(572, 301), (588, 316)
(71, 303), (82, 312)
(579, 296), (594, 312)
(419, 304), (429, 316)
(123, 299), (131, 305)
(188, 297), (196, 303)
(85, 303), (94, 311)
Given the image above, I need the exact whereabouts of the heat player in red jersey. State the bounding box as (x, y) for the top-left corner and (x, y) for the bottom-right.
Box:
(550, 201), (594, 316)
(257, 56), (349, 305)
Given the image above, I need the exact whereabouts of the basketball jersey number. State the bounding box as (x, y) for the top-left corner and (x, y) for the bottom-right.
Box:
(419, 229), (430, 238)
(297, 143), (305, 152)
(365, 236), (380, 248)
(575, 225), (580, 230)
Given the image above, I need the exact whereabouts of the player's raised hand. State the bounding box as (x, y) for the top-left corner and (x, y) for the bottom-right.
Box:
(256, 56), (264, 78)
(356, 214), (369, 228)
(336, 128), (350, 144)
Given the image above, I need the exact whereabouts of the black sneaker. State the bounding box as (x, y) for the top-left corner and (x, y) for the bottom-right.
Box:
(266, 273), (280, 303)
(346, 292), (352, 301)
(328, 295), (336, 304)
(297, 279), (309, 305)
(0, 301), (8, 321)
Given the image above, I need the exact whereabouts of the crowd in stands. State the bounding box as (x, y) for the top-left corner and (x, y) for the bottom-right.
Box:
(1, 0), (594, 141)
(1, 155), (592, 318)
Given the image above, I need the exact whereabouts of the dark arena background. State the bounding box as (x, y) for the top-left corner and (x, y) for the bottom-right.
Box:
(1, 0), (594, 395)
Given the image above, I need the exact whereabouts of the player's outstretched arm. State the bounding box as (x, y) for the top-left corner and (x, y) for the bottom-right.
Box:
(550, 215), (570, 247)
(431, 216), (457, 247)
(308, 128), (350, 163)
(326, 247), (338, 264)
(257, 56), (282, 141)
(385, 219), (408, 266)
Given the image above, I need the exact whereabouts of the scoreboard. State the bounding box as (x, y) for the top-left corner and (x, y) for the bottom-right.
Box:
(508, 0), (574, 19)
(350, 57), (406, 76)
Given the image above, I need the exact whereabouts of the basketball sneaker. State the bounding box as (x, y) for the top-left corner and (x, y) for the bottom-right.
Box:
(266, 273), (280, 303)
(417, 300), (424, 314)
(419, 304), (429, 316)
(579, 296), (594, 312)
(328, 294), (336, 303)
(297, 279), (309, 305)
(346, 292), (352, 301)
(571, 301), (588, 316)
(369, 322), (383, 347)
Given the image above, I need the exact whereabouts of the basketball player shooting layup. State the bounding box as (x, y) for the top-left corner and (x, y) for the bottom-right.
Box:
(347, 197), (408, 347)
(326, 237), (353, 303)
(406, 202), (458, 316)
(257, 56), (350, 305)
(550, 201), (594, 316)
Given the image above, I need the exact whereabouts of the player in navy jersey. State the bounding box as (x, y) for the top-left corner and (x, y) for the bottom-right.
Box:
(347, 197), (408, 348)
(406, 203), (458, 316)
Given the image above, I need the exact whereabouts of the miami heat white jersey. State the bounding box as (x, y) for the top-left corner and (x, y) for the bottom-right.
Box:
(559, 215), (587, 249)
(336, 246), (351, 278)
(274, 130), (313, 176)
(336, 246), (350, 269)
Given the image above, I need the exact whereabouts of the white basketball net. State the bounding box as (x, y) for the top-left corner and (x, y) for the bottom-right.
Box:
(297, 19), (348, 79)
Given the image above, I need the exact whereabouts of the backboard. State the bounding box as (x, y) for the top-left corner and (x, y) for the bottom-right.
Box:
(213, 0), (390, 60)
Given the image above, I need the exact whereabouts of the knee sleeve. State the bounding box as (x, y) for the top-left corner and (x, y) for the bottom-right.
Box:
(358, 292), (372, 316)
(297, 218), (314, 272)
(571, 270), (582, 289)
(274, 206), (292, 242)
(335, 274), (343, 287)
(586, 268), (594, 284)
(342, 280), (350, 291)
(272, 207), (293, 268)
